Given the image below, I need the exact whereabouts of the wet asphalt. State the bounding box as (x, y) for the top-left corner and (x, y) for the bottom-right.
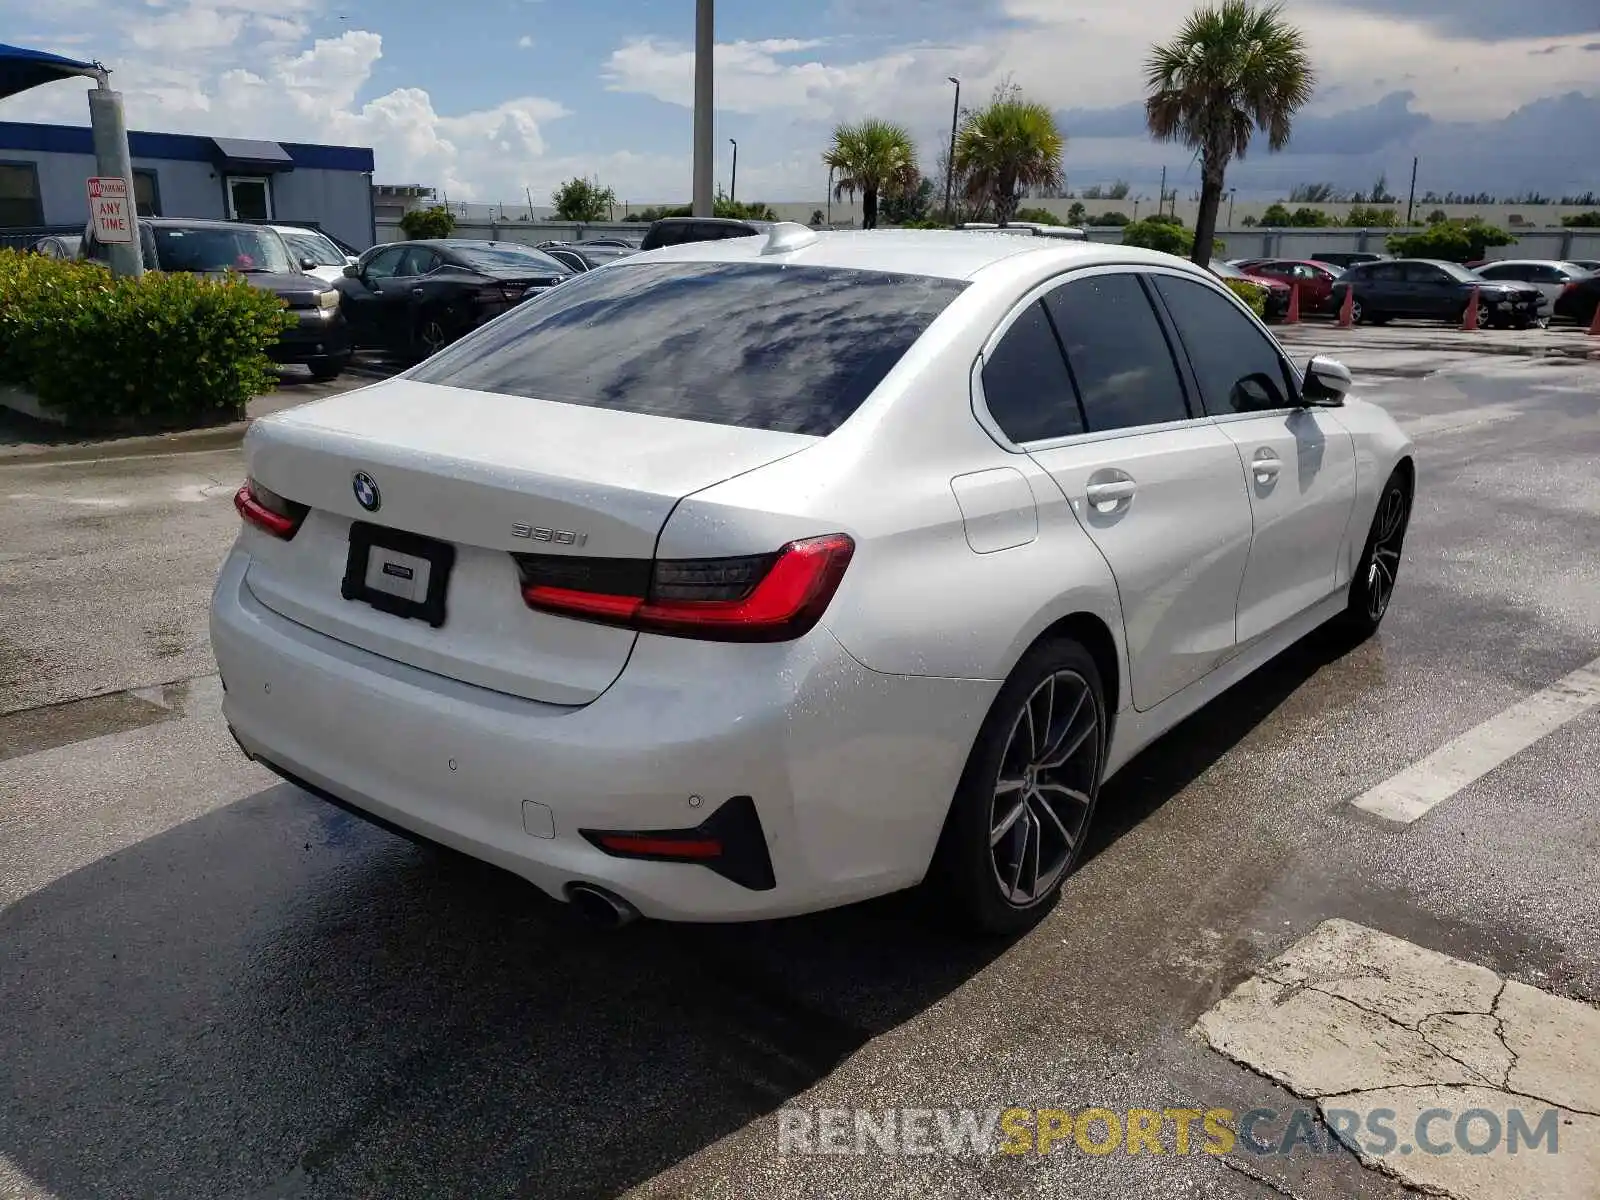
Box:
(1, 349), (1597, 1199)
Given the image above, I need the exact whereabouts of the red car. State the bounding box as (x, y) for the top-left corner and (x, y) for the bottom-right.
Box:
(1236, 259), (1342, 312)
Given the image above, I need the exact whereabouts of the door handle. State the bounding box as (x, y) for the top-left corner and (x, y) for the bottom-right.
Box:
(1251, 449), (1281, 483)
(412, 287), (425, 298)
(1085, 480), (1137, 506)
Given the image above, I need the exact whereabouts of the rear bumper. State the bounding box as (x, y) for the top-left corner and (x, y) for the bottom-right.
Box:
(209, 546), (996, 921)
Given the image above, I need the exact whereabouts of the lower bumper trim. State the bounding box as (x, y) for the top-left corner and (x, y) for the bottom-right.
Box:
(581, 795), (777, 891)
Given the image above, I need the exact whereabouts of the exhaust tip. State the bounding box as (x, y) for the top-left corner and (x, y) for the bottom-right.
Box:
(565, 882), (641, 929)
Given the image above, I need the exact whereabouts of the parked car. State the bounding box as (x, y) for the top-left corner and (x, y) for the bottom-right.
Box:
(638, 216), (774, 251)
(1568, 260), (1600, 273)
(213, 225), (1413, 933)
(268, 224), (357, 285)
(957, 222), (1089, 240)
(1472, 260), (1593, 321)
(1312, 251), (1387, 269)
(1235, 259), (1341, 312)
(1210, 259), (1291, 322)
(82, 217), (348, 379)
(1547, 271), (1600, 326)
(1330, 259), (1543, 327)
(32, 233), (81, 260)
(335, 239), (573, 359)
(537, 244), (636, 275)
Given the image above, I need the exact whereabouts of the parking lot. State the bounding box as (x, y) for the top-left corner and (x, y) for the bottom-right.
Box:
(2, 338), (1598, 1199)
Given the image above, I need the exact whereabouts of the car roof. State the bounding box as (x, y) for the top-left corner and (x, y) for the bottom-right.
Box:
(649, 216), (772, 228)
(631, 227), (1204, 282)
(1478, 258), (1580, 268)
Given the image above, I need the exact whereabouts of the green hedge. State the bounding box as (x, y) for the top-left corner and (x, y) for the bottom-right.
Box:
(1223, 277), (1267, 318)
(0, 250), (293, 430)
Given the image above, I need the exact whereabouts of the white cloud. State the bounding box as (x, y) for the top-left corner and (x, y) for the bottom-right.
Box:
(518, 35), (534, 48)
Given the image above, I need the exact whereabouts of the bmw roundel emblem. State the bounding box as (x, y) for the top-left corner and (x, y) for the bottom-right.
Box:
(352, 471), (381, 512)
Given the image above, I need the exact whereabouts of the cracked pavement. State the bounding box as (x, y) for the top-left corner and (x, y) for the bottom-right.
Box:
(1197, 919), (1600, 1198)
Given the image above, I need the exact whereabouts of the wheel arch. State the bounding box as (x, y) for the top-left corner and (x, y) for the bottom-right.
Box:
(1010, 610), (1123, 747)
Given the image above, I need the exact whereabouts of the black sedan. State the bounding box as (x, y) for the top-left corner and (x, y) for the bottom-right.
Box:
(1329, 259), (1544, 328)
(536, 243), (636, 275)
(1552, 272), (1600, 326)
(336, 240), (573, 359)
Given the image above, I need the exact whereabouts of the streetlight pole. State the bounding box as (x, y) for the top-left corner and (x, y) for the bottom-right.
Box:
(692, 0), (714, 217)
(827, 165), (835, 228)
(1227, 188), (1236, 227)
(943, 76), (960, 221)
(1405, 156), (1419, 227)
(729, 138), (738, 205)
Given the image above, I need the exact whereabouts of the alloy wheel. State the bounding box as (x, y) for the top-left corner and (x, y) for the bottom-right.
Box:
(419, 318), (448, 357)
(988, 669), (1101, 907)
(1366, 484), (1408, 622)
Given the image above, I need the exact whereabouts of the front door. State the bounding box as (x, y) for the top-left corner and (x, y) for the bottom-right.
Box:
(1004, 270), (1255, 710)
(1149, 272), (1358, 645)
(225, 176), (272, 221)
(338, 245), (407, 349)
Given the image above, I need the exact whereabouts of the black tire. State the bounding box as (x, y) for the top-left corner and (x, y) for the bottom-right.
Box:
(306, 356), (347, 382)
(928, 637), (1107, 936)
(1338, 468), (1412, 641)
(412, 309), (456, 360)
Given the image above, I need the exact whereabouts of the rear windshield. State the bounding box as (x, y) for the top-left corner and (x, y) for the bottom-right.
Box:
(410, 261), (967, 435)
(450, 244), (570, 273)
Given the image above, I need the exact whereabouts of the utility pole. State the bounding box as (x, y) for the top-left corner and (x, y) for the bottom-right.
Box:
(87, 74), (144, 278)
(827, 165), (835, 228)
(692, 0), (714, 217)
(1228, 188), (1236, 227)
(1405, 156), (1419, 227)
(525, 186), (534, 220)
(1158, 165), (1167, 218)
(943, 77), (961, 221)
(728, 138), (738, 205)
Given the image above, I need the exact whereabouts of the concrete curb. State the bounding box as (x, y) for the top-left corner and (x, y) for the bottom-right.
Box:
(1281, 340), (1600, 361)
(0, 416), (250, 465)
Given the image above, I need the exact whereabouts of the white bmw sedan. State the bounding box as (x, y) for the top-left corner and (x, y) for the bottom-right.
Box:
(211, 225), (1414, 934)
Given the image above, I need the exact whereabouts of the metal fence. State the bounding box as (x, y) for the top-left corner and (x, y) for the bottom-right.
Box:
(0, 225), (81, 252)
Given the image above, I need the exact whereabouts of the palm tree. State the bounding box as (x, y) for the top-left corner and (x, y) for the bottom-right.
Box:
(822, 119), (919, 230)
(953, 100), (1065, 227)
(1144, 0), (1315, 268)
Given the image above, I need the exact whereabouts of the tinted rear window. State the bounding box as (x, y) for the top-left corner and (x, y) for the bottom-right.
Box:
(410, 261), (966, 435)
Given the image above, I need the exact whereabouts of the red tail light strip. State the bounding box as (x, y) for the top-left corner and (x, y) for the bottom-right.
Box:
(233, 481), (306, 540)
(518, 533), (855, 643)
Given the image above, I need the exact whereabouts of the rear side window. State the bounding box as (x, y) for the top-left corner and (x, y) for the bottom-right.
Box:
(411, 261), (966, 436)
(981, 302), (1084, 443)
(1043, 274), (1190, 432)
(1152, 275), (1296, 415)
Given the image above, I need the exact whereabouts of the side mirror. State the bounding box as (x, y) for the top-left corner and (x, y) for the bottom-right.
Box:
(342, 263), (361, 279)
(300, 257), (319, 272)
(1302, 354), (1352, 406)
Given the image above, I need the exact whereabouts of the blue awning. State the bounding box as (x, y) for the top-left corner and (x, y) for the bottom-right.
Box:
(0, 44), (101, 101)
(210, 137), (295, 171)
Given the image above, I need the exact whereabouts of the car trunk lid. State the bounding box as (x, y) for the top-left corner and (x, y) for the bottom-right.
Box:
(241, 379), (815, 705)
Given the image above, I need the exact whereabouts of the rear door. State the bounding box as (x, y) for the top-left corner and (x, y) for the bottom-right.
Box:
(1402, 262), (1458, 318)
(991, 269), (1255, 711)
(1150, 272), (1358, 644)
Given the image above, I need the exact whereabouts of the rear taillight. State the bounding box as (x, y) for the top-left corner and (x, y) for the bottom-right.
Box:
(234, 479), (308, 540)
(516, 533), (854, 642)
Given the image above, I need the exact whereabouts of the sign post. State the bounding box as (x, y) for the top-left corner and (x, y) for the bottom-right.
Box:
(86, 78), (144, 277)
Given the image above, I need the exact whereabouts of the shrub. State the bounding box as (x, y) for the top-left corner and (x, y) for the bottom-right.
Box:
(1066, 201), (1086, 225)
(0, 250), (293, 429)
(1290, 206), (1333, 227)
(1561, 210), (1600, 228)
(1259, 203), (1293, 227)
(1345, 204), (1399, 228)
(399, 206), (456, 239)
(1121, 217), (1193, 256)
(552, 177), (616, 221)
(1387, 219), (1514, 263)
(1013, 206), (1064, 226)
(1223, 277), (1267, 318)
(1085, 211), (1130, 226)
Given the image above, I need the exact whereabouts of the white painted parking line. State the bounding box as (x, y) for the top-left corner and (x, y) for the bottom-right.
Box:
(1353, 655), (1600, 824)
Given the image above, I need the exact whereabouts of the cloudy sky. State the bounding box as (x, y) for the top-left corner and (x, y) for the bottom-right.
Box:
(3, 0), (1597, 206)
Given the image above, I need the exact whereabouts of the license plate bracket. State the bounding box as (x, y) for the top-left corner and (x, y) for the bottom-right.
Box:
(341, 521), (455, 628)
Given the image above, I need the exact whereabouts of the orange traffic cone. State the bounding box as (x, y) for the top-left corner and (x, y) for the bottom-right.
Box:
(1588, 301), (1600, 337)
(1463, 286), (1480, 331)
(1285, 282), (1301, 324)
(1337, 287), (1354, 328)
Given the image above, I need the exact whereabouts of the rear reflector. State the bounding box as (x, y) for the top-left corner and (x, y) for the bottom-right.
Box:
(516, 533), (854, 643)
(234, 479), (308, 540)
(581, 796), (776, 890)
